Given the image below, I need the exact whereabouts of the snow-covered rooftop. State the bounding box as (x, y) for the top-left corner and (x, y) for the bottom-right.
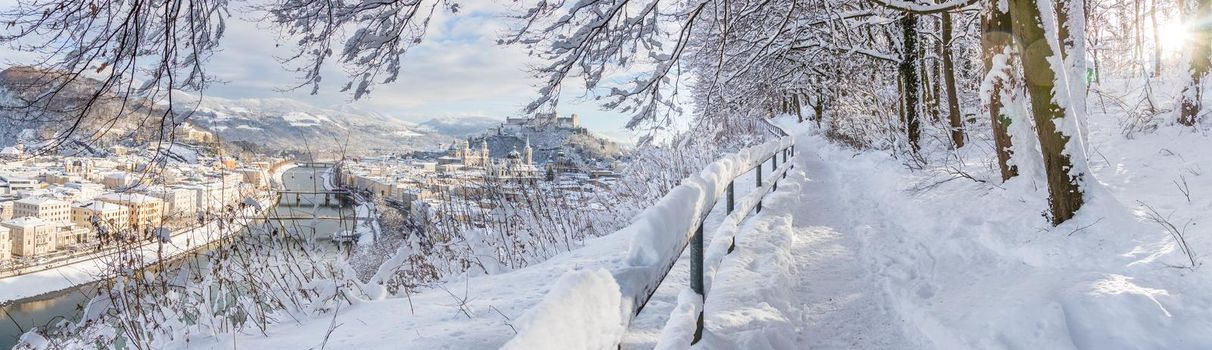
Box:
(96, 192), (163, 204)
(14, 196), (67, 206)
(1, 216), (48, 227)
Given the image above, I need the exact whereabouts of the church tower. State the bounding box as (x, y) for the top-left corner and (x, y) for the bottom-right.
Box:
(523, 137), (533, 166)
(462, 140), (473, 165)
(480, 139), (490, 166)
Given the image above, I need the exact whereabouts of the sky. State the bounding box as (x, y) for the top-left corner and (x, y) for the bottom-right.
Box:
(0, 0), (639, 143)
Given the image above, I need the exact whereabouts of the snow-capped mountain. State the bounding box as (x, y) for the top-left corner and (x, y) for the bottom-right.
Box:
(420, 116), (504, 138)
(171, 92), (446, 155)
(0, 66), (452, 156)
(0, 66), (165, 154)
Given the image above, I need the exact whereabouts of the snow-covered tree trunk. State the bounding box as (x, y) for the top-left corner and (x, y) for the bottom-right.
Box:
(813, 94), (825, 128)
(900, 13), (924, 152)
(1180, 0), (1212, 126)
(1056, 0), (1091, 147)
(983, 1), (1018, 181)
(1009, 0), (1088, 225)
(943, 11), (966, 148)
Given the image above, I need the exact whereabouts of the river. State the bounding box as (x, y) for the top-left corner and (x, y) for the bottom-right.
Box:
(0, 165), (354, 349)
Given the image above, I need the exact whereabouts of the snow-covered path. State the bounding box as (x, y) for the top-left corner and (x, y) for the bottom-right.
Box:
(694, 107), (1212, 350)
(699, 145), (923, 349)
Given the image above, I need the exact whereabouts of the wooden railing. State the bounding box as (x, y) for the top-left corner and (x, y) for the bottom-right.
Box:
(650, 119), (795, 343)
(501, 120), (797, 349)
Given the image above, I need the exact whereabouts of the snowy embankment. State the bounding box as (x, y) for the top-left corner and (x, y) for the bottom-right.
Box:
(696, 116), (1212, 349)
(192, 137), (792, 349)
(321, 164), (378, 246)
(321, 166), (336, 191)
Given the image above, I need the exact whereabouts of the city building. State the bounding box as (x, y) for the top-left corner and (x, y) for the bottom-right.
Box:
(63, 158), (94, 176)
(487, 146), (540, 181)
(72, 201), (131, 232)
(65, 182), (105, 202)
(0, 200), (12, 221)
(0, 225), (10, 263)
(195, 180), (240, 211)
(101, 172), (137, 189)
(13, 197), (71, 224)
(2, 217), (56, 257)
(44, 172), (83, 185)
(454, 140), (492, 167)
(181, 124), (214, 143)
(142, 186), (197, 219)
(236, 168), (268, 188)
(2, 177), (42, 194)
(52, 223), (90, 249)
(96, 193), (164, 230)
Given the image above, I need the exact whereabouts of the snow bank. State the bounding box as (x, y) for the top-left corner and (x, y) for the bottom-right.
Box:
(500, 269), (625, 350)
(1059, 274), (1212, 349)
(652, 290), (703, 350)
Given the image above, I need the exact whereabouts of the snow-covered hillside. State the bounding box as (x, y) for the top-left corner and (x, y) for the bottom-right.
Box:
(0, 66), (165, 153)
(0, 66), (449, 156)
(420, 116), (504, 138)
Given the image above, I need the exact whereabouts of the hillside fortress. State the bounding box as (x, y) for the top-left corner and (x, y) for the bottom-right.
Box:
(499, 113), (580, 135)
(433, 111), (622, 181)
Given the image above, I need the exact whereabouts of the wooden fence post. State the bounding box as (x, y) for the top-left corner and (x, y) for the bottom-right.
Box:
(690, 224), (705, 344)
(756, 160), (763, 213)
(785, 146), (795, 176)
(770, 155), (780, 191)
(772, 156), (778, 191)
(727, 180), (736, 253)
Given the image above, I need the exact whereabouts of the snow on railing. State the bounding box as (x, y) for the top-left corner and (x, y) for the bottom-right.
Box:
(505, 124), (796, 348)
(499, 269), (626, 350)
(654, 140), (796, 349)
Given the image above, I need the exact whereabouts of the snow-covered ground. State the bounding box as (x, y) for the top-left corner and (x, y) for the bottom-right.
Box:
(693, 113), (1212, 349)
(697, 144), (921, 349)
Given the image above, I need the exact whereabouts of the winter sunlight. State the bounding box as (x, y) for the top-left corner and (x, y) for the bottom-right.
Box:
(1159, 19), (1193, 53)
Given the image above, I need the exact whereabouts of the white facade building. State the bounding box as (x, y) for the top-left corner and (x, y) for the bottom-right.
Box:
(0, 225), (10, 262)
(143, 186), (197, 219)
(13, 197), (71, 224)
(2, 217), (56, 257)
